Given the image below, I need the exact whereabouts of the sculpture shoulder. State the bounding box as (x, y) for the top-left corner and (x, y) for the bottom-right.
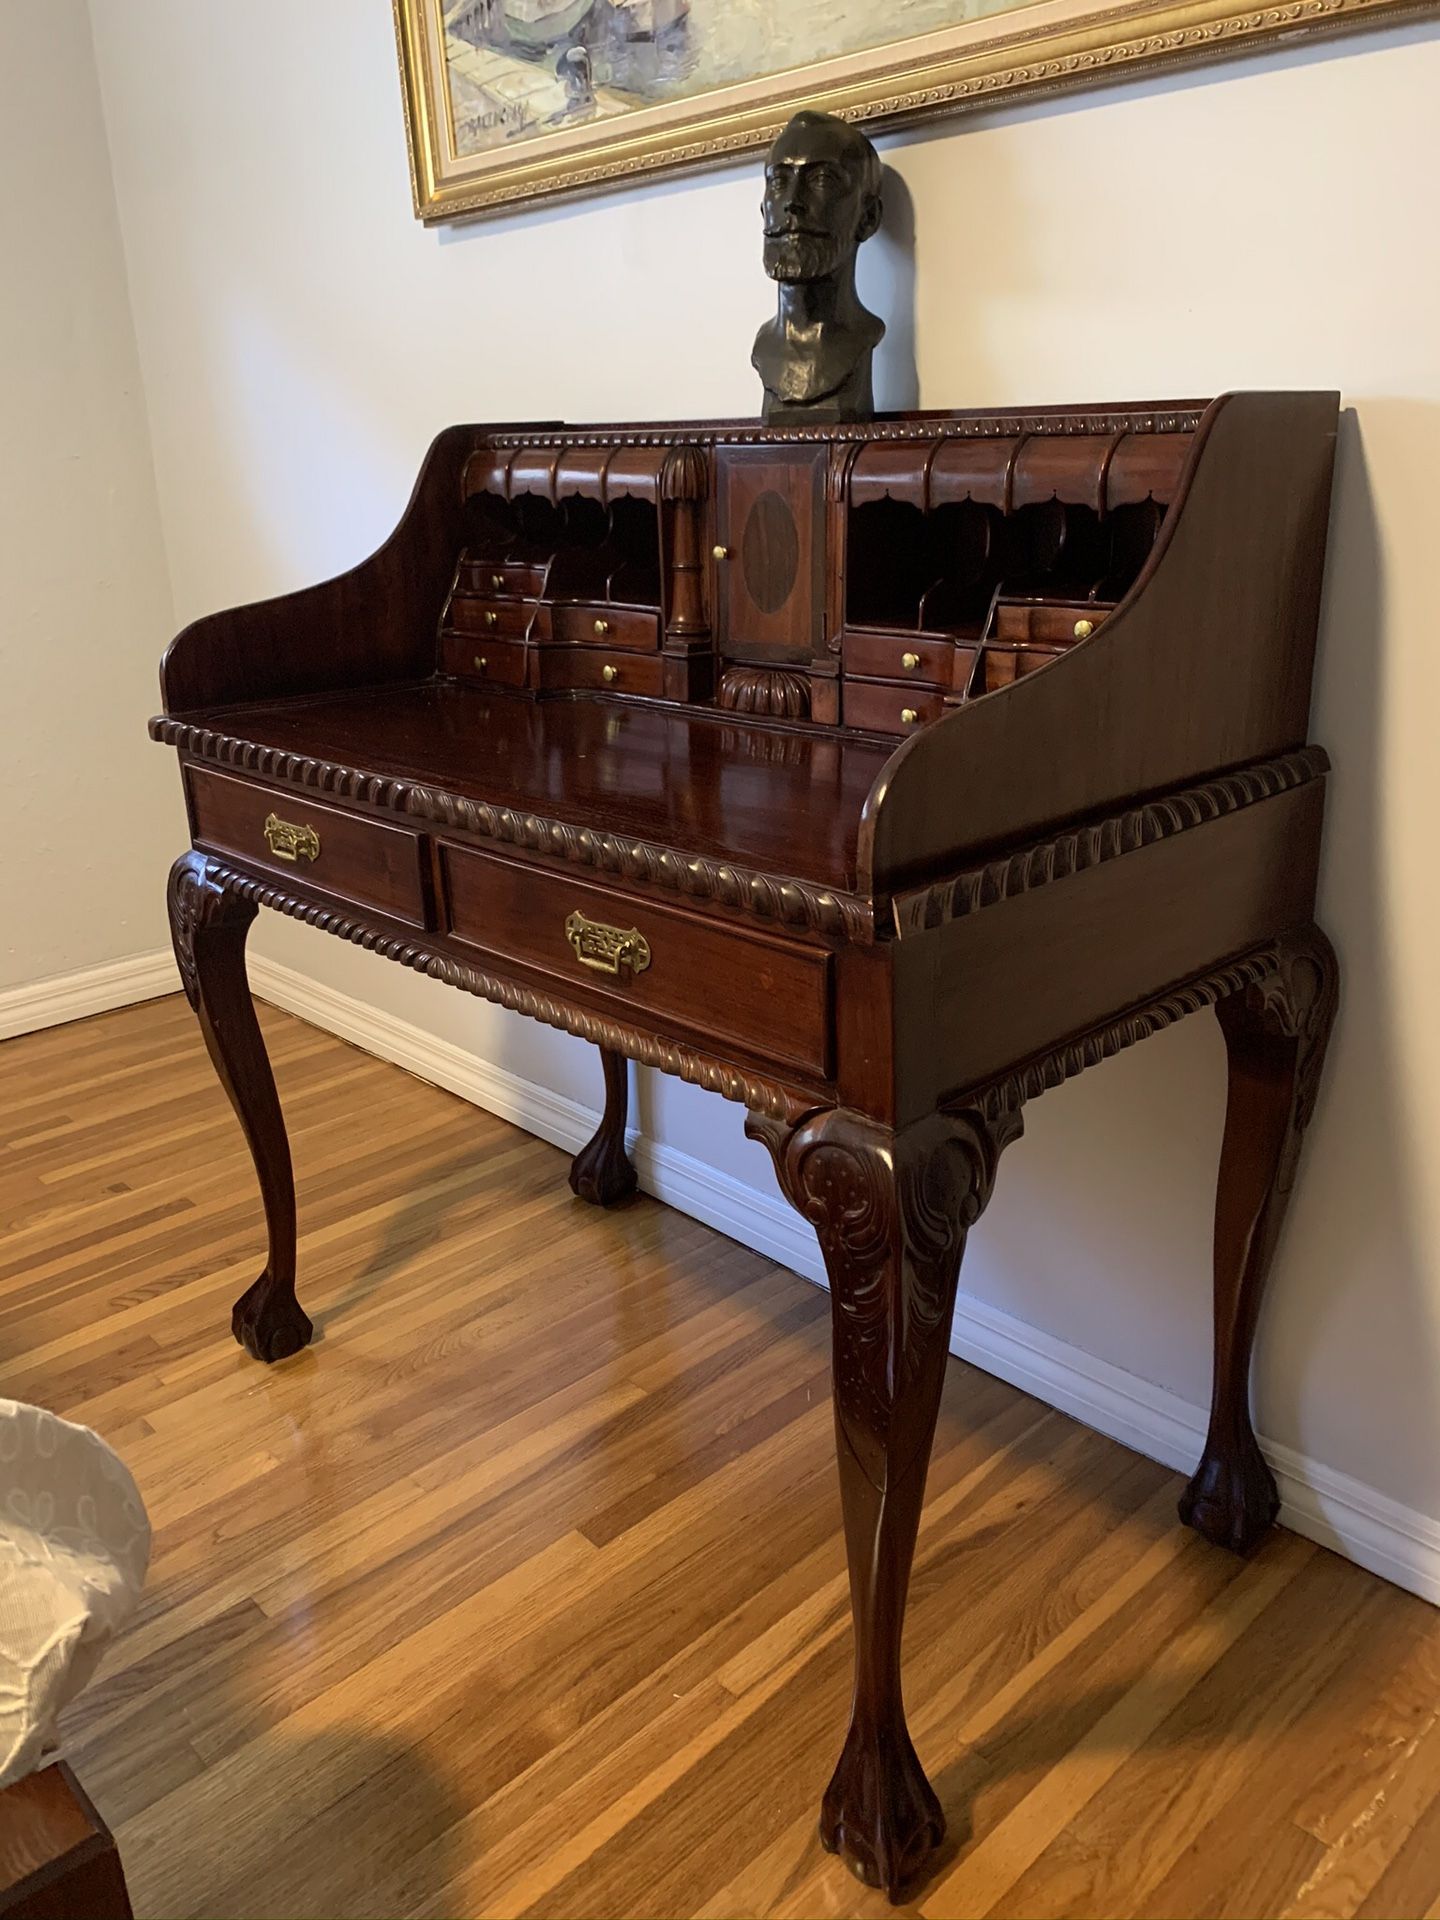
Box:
(753, 314), (885, 408)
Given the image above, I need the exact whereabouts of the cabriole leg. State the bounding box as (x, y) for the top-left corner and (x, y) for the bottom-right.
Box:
(569, 1046), (638, 1207)
(750, 1103), (1020, 1899)
(167, 851), (312, 1363)
(1181, 925), (1338, 1553)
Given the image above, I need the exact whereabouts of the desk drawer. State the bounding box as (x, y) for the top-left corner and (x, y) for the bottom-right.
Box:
(550, 603), (660, 651)
(843, 630), (969, 689)
(441, 846), (832, 1077)
(187, 767), (431, 928)
(450, 597), (535, 640)
(537, 648), (666, 697)
(843, 681), (946, 735)
(982, 644), (1065, 692)
(440, 631), (528, 687)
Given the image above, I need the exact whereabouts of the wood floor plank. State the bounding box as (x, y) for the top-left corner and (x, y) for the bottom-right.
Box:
(2, 997), (1438, 1919)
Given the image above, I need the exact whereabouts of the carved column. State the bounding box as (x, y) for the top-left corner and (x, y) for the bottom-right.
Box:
(660, 444), (709, 645)
(1180, 923), (1338, 1552)
(167, 850), (312, 1363)
(569, 1047), (638, 1207)
(749, 1102), (1021, 1896)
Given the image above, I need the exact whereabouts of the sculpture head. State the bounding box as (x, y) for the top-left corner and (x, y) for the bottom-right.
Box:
(761, 110), (883, 287)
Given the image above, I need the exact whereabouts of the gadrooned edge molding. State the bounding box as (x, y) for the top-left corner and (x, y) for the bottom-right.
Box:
(964, 943), (1285, 1124)
(893, 747), (1331, 937)
(148, 717), (875, 944)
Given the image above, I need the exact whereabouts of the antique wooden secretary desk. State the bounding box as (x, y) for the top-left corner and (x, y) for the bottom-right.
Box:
(153, 392), (1339, 1898)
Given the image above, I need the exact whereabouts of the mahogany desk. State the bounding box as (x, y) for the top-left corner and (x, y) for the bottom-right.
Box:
(152, 394), (1339, 1897)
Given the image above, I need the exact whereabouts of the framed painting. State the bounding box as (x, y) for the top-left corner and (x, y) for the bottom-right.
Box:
(394, 0), (1433, 222)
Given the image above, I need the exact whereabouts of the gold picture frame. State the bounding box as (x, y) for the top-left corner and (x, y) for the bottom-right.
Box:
(396, 0), (1433, 224)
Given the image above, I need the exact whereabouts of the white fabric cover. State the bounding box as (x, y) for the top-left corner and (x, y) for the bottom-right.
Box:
(0, 1400), (150, 1788)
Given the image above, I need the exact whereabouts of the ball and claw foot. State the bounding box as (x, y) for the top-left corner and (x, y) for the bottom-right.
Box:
(1178, 1429), (1279, 1556)
(819, 1723), (946, 1903)
(231, 1272), (314, 1364)
(568, 1132), (638, 1208)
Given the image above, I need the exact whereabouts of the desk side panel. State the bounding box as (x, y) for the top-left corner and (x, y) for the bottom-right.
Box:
(159, 427), (475, 712)
(892, 781), (1326, 1125)
(861, 391), (1339, 892)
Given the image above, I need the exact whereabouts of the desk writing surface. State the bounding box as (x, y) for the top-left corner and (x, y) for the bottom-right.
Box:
(175, 681), (893, 894)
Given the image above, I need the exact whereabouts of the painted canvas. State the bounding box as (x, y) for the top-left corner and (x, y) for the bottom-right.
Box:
(395, 0), (1427, 221)
(441, 0), (1025, 159)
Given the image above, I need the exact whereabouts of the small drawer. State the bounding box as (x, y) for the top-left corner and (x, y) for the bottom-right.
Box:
(457, 556), (548, 598)
(449, 596), (535, 639)
(479, 561), (548, 598)
(842, 630), (972, 690)
(982, 645), (1066, 693)
(843, 680), (946, 735)
(186, 767), (430, 928)
(993, 601), (1111, 645)
(550, 603), (660, 651)
(441, 846), (832, 1077)
(537, 648), (666, 697)
(440, 631), (527, 688)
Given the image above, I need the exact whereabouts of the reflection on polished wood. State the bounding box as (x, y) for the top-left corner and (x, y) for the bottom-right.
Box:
(5, 1000), (1440, 1920)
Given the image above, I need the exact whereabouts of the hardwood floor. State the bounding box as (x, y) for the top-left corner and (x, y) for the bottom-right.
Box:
(3, 996), (1438, 1920)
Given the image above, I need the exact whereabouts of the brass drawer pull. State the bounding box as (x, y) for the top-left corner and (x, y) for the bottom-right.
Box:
(484, 610), (499, 628)
(900, 707), (919, 726)
(492, 573), (505, 591)
(902, 651), (921, 671)
(602, 663), (618, 684)
(593, 617), (610, 636)
(1073, 618), (1095, 640)
(263, 812), (320, 864)
(565, 910), (651, 978)
(713, 544), (729, 561)
(473, 655), (487, 670)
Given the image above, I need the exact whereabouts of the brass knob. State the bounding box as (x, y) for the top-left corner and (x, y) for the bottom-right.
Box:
(602, 663), (618, 684)
(712, 544), (729, 560)
(1073, 617), (1095, 640)
(484, 610), (498, 628)
(473, 655), (487, 671)
(492, 573), (505, 591)
(900, 707), (919, 726)
(901, 651), (921, 671)
(593, 618), (610, 636)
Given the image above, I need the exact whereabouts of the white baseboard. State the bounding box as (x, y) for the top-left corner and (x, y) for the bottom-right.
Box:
(0, 950), (176, 1042)
(249, 957), (1439, 1605)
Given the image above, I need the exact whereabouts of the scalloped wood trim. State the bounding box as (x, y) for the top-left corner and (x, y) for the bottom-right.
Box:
(892, 747), (1330, 937)
(203, 860), (810, 1122)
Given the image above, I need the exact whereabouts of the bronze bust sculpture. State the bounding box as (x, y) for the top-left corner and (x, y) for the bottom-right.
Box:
(752, 110), (885, 426)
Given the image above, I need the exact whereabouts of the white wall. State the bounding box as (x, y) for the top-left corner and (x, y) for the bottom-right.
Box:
(86, 3), (1440, 1572)
(0, 1), (178, 999)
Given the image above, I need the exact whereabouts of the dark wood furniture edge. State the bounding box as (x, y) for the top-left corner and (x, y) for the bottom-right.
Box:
(406, 780), (875, 940)
(153, 725), (1328, 952)
(192, 856), (812, 1122)
(891, 746), (1330, 936)
(476, 403), (1209, 448)
(150, 716), (877, 944)
(956, 930), (1314, 1123)
(0, 1762), (132, 1920)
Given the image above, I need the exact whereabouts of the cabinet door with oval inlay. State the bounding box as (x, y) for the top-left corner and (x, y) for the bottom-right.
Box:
(714, 444), (827, 664)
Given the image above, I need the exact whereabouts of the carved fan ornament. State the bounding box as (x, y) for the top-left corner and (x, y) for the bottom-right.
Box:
(716, 666), (813, 718)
